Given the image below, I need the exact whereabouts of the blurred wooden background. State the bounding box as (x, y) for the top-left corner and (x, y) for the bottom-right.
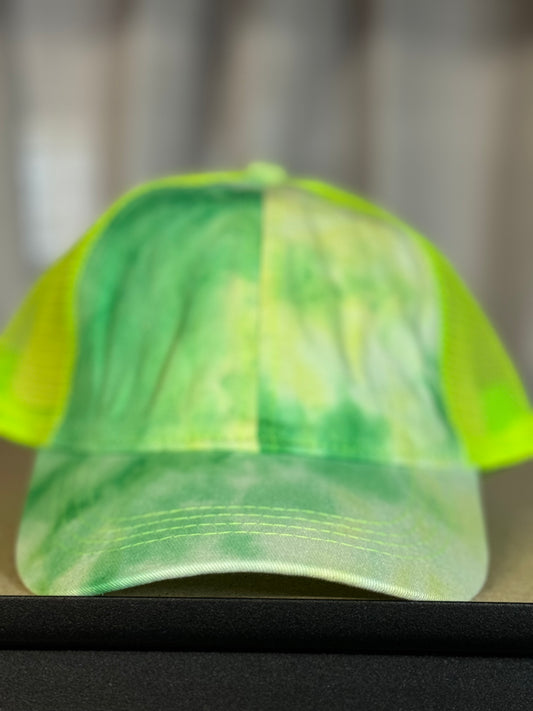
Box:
(0, 0), (532, 389)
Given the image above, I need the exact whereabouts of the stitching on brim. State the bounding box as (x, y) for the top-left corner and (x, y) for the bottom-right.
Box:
(114, 503), (410, 528)
(58, 512), (448, 563)
(88, 511), (416, 543)
(80, 519), (426, 551)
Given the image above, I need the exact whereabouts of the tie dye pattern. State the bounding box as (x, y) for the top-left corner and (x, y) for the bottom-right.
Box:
(18, 450), (486, 598)
(1, 164), (531, 598)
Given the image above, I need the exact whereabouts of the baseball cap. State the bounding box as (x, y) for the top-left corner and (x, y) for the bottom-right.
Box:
(0, 162), (532, 599)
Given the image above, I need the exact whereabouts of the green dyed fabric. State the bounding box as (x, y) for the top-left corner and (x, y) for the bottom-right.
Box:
(17, 450), (486, 599)
(258, 187), (462, 465)
(54, 187), (263, 452)
(54, 184), (463, 466)
(6, 163), (530, 599)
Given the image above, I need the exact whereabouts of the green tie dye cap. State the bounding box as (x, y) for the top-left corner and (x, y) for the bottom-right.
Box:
(1, 162), (532, 599)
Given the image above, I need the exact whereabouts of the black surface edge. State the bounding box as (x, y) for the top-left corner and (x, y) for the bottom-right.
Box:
(1, 597), (532, 655)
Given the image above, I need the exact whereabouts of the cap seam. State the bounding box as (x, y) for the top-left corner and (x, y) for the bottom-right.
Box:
(410, 233), (472, 467)
(40, 442), (473, 471)
(254, 184), (267, 451)
(44, 215), (107, 446)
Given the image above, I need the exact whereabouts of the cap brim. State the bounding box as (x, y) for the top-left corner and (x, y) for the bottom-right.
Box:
(16, 449), (488, 599)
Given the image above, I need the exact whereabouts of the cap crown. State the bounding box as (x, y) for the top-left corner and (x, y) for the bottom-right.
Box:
(1, 165), (531, 469)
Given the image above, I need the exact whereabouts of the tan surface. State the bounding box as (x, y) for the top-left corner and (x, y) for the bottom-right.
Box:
(1, 438), (531, 601)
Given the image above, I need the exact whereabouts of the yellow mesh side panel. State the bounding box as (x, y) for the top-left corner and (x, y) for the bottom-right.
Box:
(0, 239), (94, 446)
(415, 241), (533, 469)
(294, 176), (533, 469)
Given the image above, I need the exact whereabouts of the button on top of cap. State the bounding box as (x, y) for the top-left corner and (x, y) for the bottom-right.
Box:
(245, 161), (288, 186)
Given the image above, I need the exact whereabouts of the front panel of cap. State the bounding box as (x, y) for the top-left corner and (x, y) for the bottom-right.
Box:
(51, 181), (467, 468)
(52, 186), (263, 453)
(257, 186), (466, 467)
